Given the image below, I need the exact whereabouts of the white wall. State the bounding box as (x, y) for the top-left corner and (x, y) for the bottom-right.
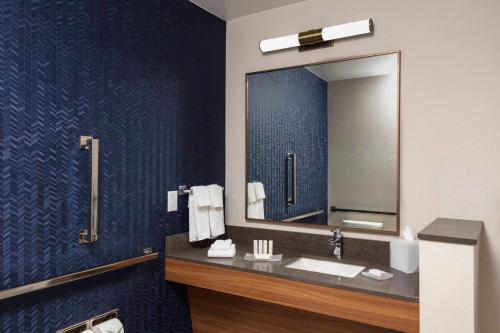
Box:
(328, 75), (397, 213)
(225, 0), (500, 331)
(327, 75), (398, 230)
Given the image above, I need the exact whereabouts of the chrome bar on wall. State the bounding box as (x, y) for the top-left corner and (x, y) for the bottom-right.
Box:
(0, 251), (158, 301)
(283, 209), (324, 222)
(330, 206), (396, 216)
(286, 153), (297, 205)
(79, 135), (99, 244)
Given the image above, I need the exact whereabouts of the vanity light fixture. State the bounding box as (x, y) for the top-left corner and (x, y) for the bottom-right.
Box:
(259, 19), (373, 53)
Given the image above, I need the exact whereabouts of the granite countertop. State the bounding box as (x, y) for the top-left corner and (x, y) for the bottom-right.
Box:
(418, 218), (484, 245)
(166, 234), (419, 303)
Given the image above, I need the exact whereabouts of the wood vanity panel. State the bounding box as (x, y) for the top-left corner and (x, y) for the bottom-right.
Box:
(165, 259), (419, 333)
(188, 286), (399, 333)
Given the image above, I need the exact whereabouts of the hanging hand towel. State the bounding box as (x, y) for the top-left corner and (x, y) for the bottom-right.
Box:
(207, 184), (225, 237)
(247, 183), (259, 219)
(189, 186), (211, 241)
(247, 183), (257, 203)
(207, 184), (224, 208)
(247, 182), (265, 219)
(253, 182), (266, 200)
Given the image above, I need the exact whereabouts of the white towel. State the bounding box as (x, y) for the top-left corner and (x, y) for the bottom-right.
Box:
(253, 182), (266, 200)
(207, 184), (225, 237)
(189, 188), (211, 242)
(192, 186), (211, 207)
(207, 184), (224, 208)
(92, 318), (124, 333)
(255, 200), (265, 219)
(247, 182), (265, 219)
(208, 244), (236, 258)
(247, 183), (256, 203)
(210, 239), (232, 250)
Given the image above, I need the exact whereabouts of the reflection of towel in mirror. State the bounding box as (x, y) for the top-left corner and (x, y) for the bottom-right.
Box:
(189, 186), (211, 242)
(207, 184), (225, 237)
(247, 182), (265, 219)
(247, 182), (256, 203)
(253, 182), (266, 200)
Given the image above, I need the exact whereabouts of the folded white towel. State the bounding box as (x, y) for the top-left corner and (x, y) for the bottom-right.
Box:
(207, 184), (224, 208)
(210, 239), (232, 250)
(92, 318), (124, 333)
(247, 183), (257, 203)
(208, 244), (236, 258)
(189, 190), (211, 242)
(253, 182), (266, 200)
(192, 186), (211, 207)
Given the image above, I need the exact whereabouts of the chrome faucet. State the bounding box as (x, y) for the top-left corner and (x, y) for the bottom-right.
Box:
(328, 229), (343, 259)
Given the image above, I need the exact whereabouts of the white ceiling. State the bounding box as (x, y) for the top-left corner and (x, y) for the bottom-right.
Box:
(189, 0), (307, 20)
(306, 53), (398, 82)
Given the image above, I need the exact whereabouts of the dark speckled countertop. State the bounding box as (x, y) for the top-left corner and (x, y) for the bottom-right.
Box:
(166, 227), (419, 303)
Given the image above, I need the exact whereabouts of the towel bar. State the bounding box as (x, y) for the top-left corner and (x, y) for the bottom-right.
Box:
(0, 251), (158, 301)
(178, 185), (225, 196)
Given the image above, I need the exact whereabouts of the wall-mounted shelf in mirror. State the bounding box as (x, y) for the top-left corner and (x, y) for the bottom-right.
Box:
(245, 51), (400, 235)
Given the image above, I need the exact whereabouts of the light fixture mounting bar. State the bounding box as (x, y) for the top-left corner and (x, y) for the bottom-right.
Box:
(259, 19), (373, 53)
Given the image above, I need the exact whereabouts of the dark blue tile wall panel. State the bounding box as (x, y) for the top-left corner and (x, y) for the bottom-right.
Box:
(247, 68), (327, 224)
(0, 0), (225, 332)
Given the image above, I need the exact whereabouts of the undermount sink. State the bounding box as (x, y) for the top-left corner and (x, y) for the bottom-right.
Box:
(285, 257), (365, 278)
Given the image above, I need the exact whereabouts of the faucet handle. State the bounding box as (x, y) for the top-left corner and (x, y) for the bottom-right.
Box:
(332, 228), (343, 237)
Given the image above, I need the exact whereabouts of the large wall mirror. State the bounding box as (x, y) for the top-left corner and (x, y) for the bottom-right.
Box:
(246, 51), (400, 234)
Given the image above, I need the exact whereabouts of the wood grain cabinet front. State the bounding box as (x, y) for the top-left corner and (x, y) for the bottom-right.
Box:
(165, 258), (419, 333)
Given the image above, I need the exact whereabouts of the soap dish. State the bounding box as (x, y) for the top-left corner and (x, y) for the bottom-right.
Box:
(361, 271), (394, 280)
(244, 253), (283, 262)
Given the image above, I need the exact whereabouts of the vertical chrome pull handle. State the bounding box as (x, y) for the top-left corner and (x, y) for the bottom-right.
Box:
(79, 136), (99, 244)
(286, 153), (297, 205)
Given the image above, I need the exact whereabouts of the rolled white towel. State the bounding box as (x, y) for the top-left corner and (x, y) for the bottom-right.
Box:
(92, 318), (124, 333)
(210, 239), (232, 250)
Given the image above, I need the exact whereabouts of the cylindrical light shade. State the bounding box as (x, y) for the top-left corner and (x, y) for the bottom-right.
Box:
(342, 220), (384, 229)
(259, 33), (299, 53)
(321, 19), (373, 41)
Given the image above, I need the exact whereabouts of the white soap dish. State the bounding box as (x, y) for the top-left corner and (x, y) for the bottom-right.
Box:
(244, 253), (283, 262)
(361, 270), (394, 280)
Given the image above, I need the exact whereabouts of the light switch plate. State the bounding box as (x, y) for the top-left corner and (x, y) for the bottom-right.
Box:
(167, 191), (178, 212)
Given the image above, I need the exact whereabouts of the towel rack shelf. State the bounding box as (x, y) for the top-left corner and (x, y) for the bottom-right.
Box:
(0, 251), (158, 301)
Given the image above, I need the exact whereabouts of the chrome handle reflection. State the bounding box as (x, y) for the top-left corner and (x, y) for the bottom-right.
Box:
(79, 135), (99, 244)
(286, 153), (297, 205)
(283, 209), (324, 222)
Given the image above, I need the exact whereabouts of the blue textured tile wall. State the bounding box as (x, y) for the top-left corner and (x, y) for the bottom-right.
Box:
(0, 0), (225, 332)
(247, 68), (327, 224)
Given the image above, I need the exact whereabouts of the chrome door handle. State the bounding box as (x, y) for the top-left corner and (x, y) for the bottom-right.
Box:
(79, 135), (99, 244)
(286, 153), (297, 205)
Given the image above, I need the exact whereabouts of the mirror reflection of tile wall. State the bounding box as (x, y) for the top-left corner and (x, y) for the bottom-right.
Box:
(246, 52), (400, 234)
